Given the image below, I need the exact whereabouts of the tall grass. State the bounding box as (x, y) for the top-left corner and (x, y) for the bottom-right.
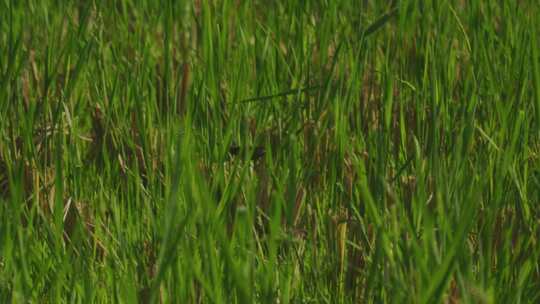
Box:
(0, 0), (539, 302)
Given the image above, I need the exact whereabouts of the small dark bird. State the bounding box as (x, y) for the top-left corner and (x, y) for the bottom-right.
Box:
(227, 145), (266, 161)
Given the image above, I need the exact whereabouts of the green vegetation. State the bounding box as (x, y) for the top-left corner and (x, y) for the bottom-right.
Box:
(1, 1), (539, 302)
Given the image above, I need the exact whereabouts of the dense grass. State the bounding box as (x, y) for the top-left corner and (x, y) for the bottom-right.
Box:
(1, 1), (539, 302)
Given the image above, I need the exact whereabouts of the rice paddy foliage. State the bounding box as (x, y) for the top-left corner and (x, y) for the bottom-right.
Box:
(0, 0), (539, 303)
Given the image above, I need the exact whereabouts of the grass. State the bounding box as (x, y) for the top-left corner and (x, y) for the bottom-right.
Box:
(0, 0), (539, 302)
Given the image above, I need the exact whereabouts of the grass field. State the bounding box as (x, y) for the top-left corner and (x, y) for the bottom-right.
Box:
(1, 1), (539, 302)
